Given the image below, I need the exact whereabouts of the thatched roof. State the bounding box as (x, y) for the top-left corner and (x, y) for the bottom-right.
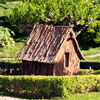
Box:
(16, 24), (84, 63)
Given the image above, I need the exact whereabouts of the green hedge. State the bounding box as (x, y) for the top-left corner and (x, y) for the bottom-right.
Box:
(0, 60), (21, 75)
(79, 69), (100, 75)
(0, 75), (100, 98)
(78, 69), (94, 75)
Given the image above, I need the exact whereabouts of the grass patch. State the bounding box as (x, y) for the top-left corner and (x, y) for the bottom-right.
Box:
(0, 1), (22, 17)
(0, 2), (19, 9)
(66, 92), (100, 100)
(85, 56), (100, 62)
(81, 47), (100, 57)
(81, 47), (100, 63)
(0, 6), (5, 17)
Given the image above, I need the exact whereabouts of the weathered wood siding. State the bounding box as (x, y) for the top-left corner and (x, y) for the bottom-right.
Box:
(22, 60), (54, 75)
(54, 32), (80, 75)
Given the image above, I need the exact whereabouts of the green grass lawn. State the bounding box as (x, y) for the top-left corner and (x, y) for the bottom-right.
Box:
(0, 6), (5, 17)
(85, 56), (100, 62)
(65, 92), (100, 100)
(81, 47), (100, 57)
(0, 2), (19, 9)
(81, 47), (100, 62)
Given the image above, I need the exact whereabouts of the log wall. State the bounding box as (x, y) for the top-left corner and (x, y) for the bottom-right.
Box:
(22, 60), (54, 75)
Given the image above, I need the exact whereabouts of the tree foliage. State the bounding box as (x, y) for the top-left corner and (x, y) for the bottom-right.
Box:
(82, 20), (100, 44)
(6, 0), (100, 34)
(0, 26), (15, 48)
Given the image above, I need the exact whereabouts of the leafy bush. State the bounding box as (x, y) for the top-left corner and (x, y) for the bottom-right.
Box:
(81, 20), (100, 45)
(93, 70), (100, 75)
(79, 69), (100, 75)
(78, 69), (94, 75)
(0, 26), (15, 48)
(0, 75), (100, 98)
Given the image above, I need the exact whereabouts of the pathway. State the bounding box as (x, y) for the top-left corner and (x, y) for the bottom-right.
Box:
(86, 54), (100, 57)
(0, 96), (28, 100)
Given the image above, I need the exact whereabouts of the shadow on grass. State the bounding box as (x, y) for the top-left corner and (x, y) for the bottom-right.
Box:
(4, 92), (35, 100)
(2, 91), (60, 100)
(0, 87), (37, 99)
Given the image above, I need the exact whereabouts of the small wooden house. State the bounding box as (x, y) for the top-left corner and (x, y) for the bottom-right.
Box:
(16, 24), (84, 75)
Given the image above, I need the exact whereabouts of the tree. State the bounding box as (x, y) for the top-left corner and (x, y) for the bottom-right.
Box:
(6, 0), (100, 35)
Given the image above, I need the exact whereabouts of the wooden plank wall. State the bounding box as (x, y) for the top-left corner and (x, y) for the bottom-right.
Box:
(22, 60), (54, 75)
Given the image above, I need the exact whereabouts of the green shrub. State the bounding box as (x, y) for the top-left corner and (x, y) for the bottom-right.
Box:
(0, 26), (15, 48)
(79, 69), (100, 75)
(0, 75), (100, 98)
(81, 20), (100, 45)
(93, 70), (100, 75)
(78, 69), (94, 75)
(0, 60), (21, 75)
(0, 76), (64, 98)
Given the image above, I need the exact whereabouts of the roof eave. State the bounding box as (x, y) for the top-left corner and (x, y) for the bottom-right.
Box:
(70, 30), (85, 60)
